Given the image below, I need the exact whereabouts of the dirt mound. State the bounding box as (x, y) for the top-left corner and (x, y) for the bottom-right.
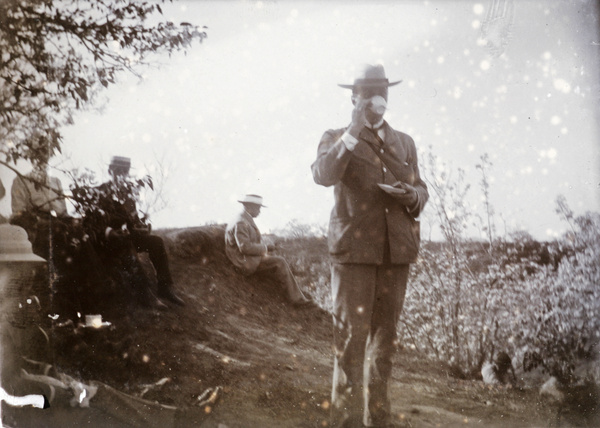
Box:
(2, 225), (579, 427)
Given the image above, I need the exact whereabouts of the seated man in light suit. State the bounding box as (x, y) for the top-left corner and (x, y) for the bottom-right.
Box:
(225, 194), (315, 308)
(10, 162), (70, 260)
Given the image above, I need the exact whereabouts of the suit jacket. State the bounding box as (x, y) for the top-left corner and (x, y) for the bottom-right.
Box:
(96, 180), (146, 233)
(74, 180), (148, 250)
(311, 122), (429, 264)
(224, 210), (267, 275)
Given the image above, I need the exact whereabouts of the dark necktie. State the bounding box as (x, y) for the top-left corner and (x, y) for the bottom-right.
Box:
(366, 125), (385, 147)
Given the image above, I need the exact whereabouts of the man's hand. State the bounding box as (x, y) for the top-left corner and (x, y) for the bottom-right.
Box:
(108, 228), (130, 242)
(132, 224), (151, 236)
(390, 181), (418, 207)
(347, 96), (369, 139)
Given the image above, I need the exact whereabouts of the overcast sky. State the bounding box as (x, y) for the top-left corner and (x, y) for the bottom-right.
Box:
(1, 0), (599, 241)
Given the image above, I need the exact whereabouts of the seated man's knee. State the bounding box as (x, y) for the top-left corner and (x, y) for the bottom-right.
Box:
(146, 234), (165, 250)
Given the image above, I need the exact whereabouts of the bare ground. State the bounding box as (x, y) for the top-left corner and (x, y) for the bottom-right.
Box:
(1, 226), (590, 427)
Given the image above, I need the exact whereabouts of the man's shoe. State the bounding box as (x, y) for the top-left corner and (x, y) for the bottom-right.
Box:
(141, 297), (168, 311)
(292, 298), (318, 309)
(139, 292), (168, 310)
(155, 298), (169, 310)
(158, 289), (185, 306)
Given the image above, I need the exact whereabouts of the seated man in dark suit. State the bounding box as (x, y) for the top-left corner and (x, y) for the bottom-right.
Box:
(225, 194), (314, 308)
(95, 156), (184, 307)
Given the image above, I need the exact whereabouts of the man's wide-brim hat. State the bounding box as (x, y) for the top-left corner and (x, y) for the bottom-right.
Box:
(109, 156), (131, 170)
(238, 194), (267, 207)
(338, 64), (402, 89)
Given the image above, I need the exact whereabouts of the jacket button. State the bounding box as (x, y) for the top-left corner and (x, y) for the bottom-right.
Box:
(383, 167), (387, 173)
(385, 208), (389, 213)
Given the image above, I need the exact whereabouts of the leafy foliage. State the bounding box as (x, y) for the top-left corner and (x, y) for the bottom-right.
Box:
(0, 0), (206, 172)
(68, 169), (153, 239)
(510, 211), (600, 382)
(398, 151), (600, 384)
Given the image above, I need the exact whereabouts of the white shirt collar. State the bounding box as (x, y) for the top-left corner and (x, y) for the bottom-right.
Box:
(366, 119), (385, 130)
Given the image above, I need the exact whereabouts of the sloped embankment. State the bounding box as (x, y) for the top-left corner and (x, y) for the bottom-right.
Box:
(3, 225), (569, 427)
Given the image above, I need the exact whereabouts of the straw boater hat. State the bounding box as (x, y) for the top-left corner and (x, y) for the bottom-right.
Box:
(338, 64), (402, 89)
(109, 156), (131, 170)
(238, 194), (267, 207)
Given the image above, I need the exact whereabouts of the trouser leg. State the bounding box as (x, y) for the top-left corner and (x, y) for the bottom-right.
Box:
(132, 234), (173, 293)
(254, 255), (308, 303)
(330, 263), (377, 427)
(365, 264), (409, 427)
(105, 239), (157, 307)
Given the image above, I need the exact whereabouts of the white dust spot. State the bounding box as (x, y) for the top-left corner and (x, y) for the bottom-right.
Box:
(437, 56), (444, 64)
(543, 51), (552, 60)
(510, 116), (518, 124)
(520, 166), (533, 175)
(561, 127), (568, 135)
(480, 60), (491, 71)
(472, 20), (481, 29)
(547, 148), (557, 159)
(473, 4), (484, 15)
(553, 78), (571, 94)
(550, 116), (561, 126)
(468, 145), (475, 152)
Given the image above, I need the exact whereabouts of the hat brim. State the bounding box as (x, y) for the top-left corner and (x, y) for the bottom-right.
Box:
(338, 79), (403, 89)
(238, 200), (267, 208)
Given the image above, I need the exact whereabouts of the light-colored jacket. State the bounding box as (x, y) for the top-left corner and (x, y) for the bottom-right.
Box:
(312, 122), (429, 264)
(11, 171), (67, 217)
(224, 210), (267, 275)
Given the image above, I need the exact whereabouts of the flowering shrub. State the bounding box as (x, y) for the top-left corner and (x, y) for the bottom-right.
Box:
(398, 151), (599, 383)
(509, 211), (600, 382)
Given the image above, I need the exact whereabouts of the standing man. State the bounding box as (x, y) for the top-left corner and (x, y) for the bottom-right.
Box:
(225, 194), (314, 308)
(97, 156), (184, 307)
(312, 64), (429, 428)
